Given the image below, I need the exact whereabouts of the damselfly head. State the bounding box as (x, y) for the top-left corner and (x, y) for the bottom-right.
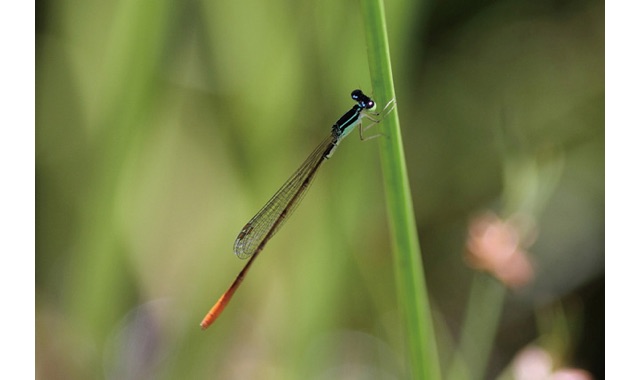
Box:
(351, 89), (376, 110)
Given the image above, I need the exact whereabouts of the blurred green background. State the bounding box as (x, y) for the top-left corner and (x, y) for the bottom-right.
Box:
(36, 0), (603, 379)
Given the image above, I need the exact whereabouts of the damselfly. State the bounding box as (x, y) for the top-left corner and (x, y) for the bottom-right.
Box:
(200, 89), (394, 329)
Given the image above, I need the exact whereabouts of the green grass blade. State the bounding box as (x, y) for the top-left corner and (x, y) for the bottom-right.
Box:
(359, 0), (441, 378)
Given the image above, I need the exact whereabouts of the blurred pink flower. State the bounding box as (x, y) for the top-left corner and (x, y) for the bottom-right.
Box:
(512, 346), (593, 380)
(465, 211), (535, 288)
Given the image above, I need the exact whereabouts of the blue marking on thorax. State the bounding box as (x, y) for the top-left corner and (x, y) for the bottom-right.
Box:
(332, 105), (363, 141)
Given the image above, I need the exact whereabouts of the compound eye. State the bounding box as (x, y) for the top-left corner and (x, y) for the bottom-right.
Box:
(351, 89), (363, 100)
(366, 100), (375, 109)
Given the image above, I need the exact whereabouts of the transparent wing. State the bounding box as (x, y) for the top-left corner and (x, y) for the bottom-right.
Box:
(233, 133), (336, 259)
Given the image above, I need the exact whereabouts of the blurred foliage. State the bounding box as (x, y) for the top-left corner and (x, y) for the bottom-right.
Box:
(36, 0), (603, 379)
